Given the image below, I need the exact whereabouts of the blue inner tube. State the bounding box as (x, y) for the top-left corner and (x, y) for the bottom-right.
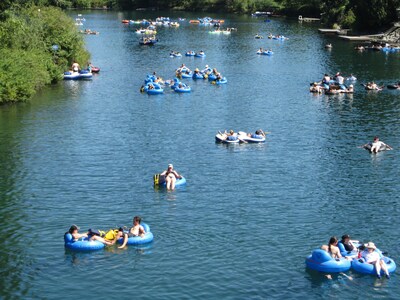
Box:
(208, 74), (217, 81)
(215, 78), (227, 85)
(181, 72), (192, 78)
(192, 73), (204, 79)
(305, 249), (351, 273)
(351, 256), (396, 275)
(117, 223), (154, 245)
(64, 233), (105, 251)
(162, 176), (187, 187)
(175, 86), (191, 93)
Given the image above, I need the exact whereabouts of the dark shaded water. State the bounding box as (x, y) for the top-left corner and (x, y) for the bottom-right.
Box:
(0, 10), (399, 299)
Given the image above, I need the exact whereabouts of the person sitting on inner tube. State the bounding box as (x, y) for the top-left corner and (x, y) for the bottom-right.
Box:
(67, 225), (113, 245)
(255, 129), (266, 137)
(71, 61), (80, 73)
(338, 234), (359, 258)
(369, 136), (392, 153)
(160, 164), (182, 190)
(334, 72), (344, 85)
(341, 84), (354, 93)
(359, 242), (390, 279)
(321, 236), (342, 259)
(310, 82), (323, 94)
(114, 216), (146, 249)
(322, 73), (331, 85)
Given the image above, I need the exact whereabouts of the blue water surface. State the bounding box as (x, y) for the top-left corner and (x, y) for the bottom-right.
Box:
(0, 10), (399, 299)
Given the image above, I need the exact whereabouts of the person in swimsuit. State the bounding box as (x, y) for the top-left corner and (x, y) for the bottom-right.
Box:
(321, 236), (342, 259)
(114, 216), (146, 249)
(370, 136), (392, 153)
(338, 234), (359, 258)
(160, 164), (182, 190)
(67, 225), (113, 245)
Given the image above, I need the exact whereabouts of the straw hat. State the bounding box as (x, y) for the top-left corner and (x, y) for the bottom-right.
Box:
(365, 242), (376, 250)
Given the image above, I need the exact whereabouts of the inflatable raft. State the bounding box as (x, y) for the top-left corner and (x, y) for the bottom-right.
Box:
(64, 233), (105, 251)
(173, 82), (191, 93)
(238, 132), (266, 143)
(192, 73), (204, 79)
(117, 223), (154, 246)
(153, 174), (187, 187)
(363, 143), (391, 153)
(387, 84), (400, 89)
(63, 70), (93, 80)
(352, 256), (396, 275)
(212, 78), (228, 85)
(215, 132), (241, 144)
(305, 249), (351, 273)
(144, 82), (163, 95)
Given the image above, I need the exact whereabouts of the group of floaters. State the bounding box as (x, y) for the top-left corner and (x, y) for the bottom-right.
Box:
(139, 64), (227, 94)
(169, 50), (206, 58)
(63, 61), (100, 80)
(79, 28), (100, 35)
(139, 35), (158, 45)
(175, 64), (227, 84)
(310, 72), (356, 94)
(208, 28), (236, 34)
(215, 129), (268, 144)
(189, 16), (224, 26)
(311, 72), (400, 93)
(64, 216), (154, 251)
(256, 47), (273, 56)
(354, 43), (400, 53)
(122, 17), (183, 27)
(254, 33), (288, 40)
(306, 235), (396, 279)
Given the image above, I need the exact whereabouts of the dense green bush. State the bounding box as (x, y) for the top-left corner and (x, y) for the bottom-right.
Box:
(0, 5), (89, 103)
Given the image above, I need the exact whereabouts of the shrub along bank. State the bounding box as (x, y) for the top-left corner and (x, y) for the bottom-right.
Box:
(0, 5), (89, 104)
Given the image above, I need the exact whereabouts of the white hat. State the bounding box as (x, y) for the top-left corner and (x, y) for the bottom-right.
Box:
(168, 164), (173, 168)
(365, 242), (376, 250)
(349, 84), (353, 87)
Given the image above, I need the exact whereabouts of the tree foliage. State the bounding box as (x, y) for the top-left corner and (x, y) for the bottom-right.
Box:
(0, 5), (89, 103)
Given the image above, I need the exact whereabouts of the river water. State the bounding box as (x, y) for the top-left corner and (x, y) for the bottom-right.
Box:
(0, 10), (399, 299)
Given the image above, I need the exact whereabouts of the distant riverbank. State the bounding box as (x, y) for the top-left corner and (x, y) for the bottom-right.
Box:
(0, 5), (89, 104)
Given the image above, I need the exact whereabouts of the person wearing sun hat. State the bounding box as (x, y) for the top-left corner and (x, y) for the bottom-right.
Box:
(360, 242), (390, 279)
(160, 164), (182, 190)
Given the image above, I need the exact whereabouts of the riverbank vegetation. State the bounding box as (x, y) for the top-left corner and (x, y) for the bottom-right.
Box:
(117, 0), (400, 31)
(0, 5), (89, 103)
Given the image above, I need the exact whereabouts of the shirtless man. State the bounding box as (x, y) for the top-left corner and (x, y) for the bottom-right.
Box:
(115, 216), (146, 249)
